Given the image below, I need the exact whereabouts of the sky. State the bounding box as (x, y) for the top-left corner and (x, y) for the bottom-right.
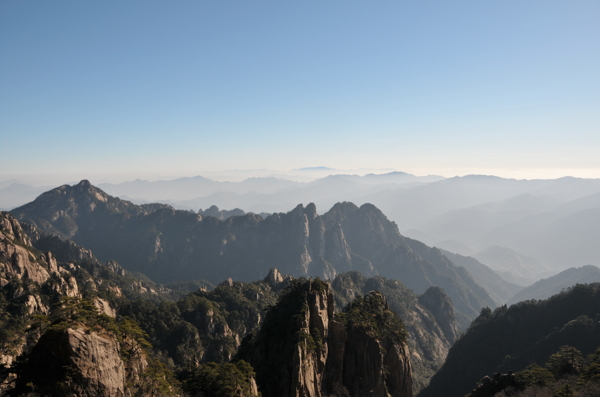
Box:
(1, 1), (599, 184)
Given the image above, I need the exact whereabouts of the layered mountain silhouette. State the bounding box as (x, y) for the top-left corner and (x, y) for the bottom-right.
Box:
(12, 180), (496, 324)
(506, 265), (600, 305)
(6, 175), (600, 275)
(402, 178), (600, 273)
(438, 249), (523, 305)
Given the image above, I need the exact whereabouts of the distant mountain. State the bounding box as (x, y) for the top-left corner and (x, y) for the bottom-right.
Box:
(433, 239), (475, 256)
(507, 265), (600, 305)
(0, 183), (51, 210)
(419, 283), (600, 397)
(293, 166), (337, 171)
(472, 245), (552, 284)
(98, 175), (300, 202)
(368, 175), (600, 232)
(403, 183), (600, 272)
(197, 205), (270, 221)
(406, 193), (563, 249)
(438, 249), (523, 305)
(96, 172), (442, 215)
(12, 180), (496, 326)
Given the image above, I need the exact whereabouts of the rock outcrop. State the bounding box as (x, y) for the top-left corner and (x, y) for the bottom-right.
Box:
(331, 272), (457, 394)
(0, 213), (180, 395)
(239, 279), (413, 397)
(9, 321), (156, 397)
(418, 286), (459, 344)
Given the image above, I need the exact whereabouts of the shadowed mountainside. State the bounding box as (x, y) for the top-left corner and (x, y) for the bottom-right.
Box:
(419, 283), (600, 397)
(0, 212), (456, 395)
(12, 180), (497, 325)
(507, 265), (600, 305)
(438, 249), (523, 305)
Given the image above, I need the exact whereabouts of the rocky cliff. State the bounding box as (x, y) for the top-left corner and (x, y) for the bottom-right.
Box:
(238, 279), (413, 397)
(331, 272), (457, 393)
(11, 325), (148, 397)
(0, 212), (180, 396)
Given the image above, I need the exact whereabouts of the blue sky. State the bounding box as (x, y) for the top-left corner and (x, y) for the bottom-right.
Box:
(1, 1), (599, 183)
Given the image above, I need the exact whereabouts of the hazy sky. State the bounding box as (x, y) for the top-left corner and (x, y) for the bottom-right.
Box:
(1, 1), (599, 184)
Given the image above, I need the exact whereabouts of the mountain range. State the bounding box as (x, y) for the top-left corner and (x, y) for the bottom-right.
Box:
(506, 265), (600, 305)
(3, 178), (600, 396)
(11, 180), (504, 328)
(4, 174), (600, 277)
(0, 210), (462, 395)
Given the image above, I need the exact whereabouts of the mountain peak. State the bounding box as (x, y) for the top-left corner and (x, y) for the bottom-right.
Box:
(76, 179), (92, 188)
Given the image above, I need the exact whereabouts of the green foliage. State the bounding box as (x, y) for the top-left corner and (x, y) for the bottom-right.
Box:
(579, 348), (600, 384)
(0, 289), (28, 351)
(339, 291), (407, 345)
(47, 297), (153, 361)
(546, 346), (583, 377)
(421, 283), (600, 397)
(139, 357), (180, 396)
(554, 383), (575, 397)
(181, 360), (259, 397)
(515, 364), (555, 387)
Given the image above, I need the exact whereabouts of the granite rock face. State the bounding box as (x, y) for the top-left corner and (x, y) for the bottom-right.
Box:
(240, 280), (413, 397)
(13, 325), (149, 397)
(0, 213), (175, 395)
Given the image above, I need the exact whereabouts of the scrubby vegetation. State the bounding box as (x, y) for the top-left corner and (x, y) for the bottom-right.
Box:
(336, 290), (408, 345)
(468, 345), (600, 397)
(421, 283), (600, 397)
(179, 360), (260, 397)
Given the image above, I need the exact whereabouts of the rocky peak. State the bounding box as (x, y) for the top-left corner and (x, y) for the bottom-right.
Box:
(264, 268), (292, 290)
(0, 214), (51, 286)
(266, 268), (284, 284)
(0, 212), (32, 246)
(418, 286), (459, 344)
(304, 202), (318, 219)
(11, 325), (148, 397)
(76, 179), (92, 189)
(240, 279), (413, 397)
(340, 291), (412, 397)
(12, 181), (146, 239)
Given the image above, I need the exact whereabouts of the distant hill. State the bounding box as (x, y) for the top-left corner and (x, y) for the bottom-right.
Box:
(507, 265), (600, 305)
(0, 183), (51, 210)
(419, 283), (600, 397)
(438, 249), (523, 305)
(384, 177), (600, 273)
(369, 176), (600, 232)
(12, 180), (496, 327)
(197, 205), (270, 220)
(473, 245), (552, 284)
(96, 172), (442, 214)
